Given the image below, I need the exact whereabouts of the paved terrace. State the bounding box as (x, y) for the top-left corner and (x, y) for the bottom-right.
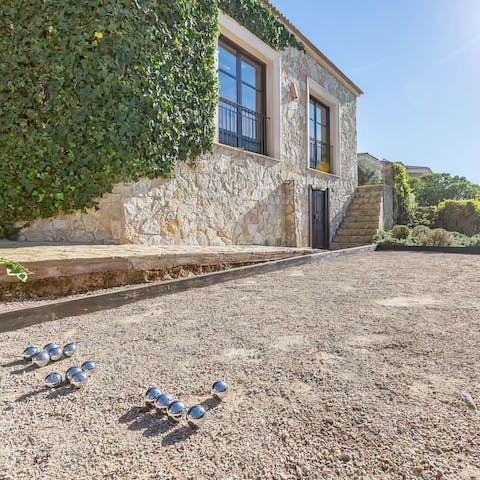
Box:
(0, 241), (316, 299)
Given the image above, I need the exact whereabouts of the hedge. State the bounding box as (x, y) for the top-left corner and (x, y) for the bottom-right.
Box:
(436, 199), (480, 235)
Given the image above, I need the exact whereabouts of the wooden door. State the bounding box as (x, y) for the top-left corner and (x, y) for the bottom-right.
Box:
(311, 188), (329, 249)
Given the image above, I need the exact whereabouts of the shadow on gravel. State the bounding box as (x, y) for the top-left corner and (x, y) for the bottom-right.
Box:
(2, 359), (25, 368)
(119, 397), (223, 444)
(10, 364), (37, 375)
(47, 386), (78, 399)
(16, 388), (45, 402)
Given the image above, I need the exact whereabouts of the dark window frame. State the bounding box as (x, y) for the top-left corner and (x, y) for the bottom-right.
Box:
(218, 36), (267, 155)
(309, 96), (332, 172)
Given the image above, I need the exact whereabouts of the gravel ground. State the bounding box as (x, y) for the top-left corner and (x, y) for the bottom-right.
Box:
(0, 251), (479, 480)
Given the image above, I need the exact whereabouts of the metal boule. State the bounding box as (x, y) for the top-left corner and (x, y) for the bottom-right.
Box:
(212, 380), (229, 400)
(66, 366), (83, 383)
(48, 347), (64, 362)
(23, 346), (38, 360)
(145, 387), (162, 408)
(186, 404), (207, 428)
(32, 351), (50, 367)
(70, 371), (88, 388)
(62, 343), (76, 357)
(45, 372), (63, 388)
(43, 343), (58, 353)
(81, 361), (96, 374)
(167, 401), (187, 422)
(154, 393), (172, 415)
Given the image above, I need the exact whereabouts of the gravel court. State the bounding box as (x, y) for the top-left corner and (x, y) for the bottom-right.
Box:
(0, 251), (479, 479)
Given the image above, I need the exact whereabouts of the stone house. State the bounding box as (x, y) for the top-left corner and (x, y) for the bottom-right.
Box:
(19, 3), (363, 249)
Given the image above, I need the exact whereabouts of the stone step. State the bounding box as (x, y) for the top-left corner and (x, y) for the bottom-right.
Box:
(335, 227), (379, 236)
(341, 218), (380, 227)
(333, 233), (374, 243)
(330, 241), (370, 250)
(356, 185), (384, 192)
(347, 209), (381, 218)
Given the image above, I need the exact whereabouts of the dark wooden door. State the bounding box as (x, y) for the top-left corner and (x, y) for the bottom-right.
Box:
(311, 188), (329, 249)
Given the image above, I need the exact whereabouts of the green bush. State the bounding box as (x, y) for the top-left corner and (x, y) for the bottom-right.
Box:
(408, 206), (438, 228)
(392, 162), (415, 223)
(426, 228), (450, 246)
(449, 232), (480, 247)
(436, 199), (480, 235)
(390, 225), (410, 240)
(411, 225), (430, 238)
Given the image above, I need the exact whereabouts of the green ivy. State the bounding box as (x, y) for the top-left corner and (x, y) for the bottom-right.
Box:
(0, 0), (218, 235)
(392, 162), (415, 223)
(219, 0), (303, 50)
(0, 0), (302, 236)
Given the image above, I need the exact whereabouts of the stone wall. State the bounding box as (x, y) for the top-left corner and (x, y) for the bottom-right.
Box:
(19, 46), (358, 247)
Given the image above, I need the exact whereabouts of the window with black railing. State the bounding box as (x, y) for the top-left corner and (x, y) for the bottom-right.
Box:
(218, 38), (266, 155)
(309, 97), (332, 173)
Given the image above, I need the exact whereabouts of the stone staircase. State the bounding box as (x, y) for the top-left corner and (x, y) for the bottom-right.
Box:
(330, 185), (383, 250)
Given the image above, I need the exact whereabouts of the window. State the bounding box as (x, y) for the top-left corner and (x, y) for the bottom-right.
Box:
(309, 97), (332, 173)
(218, 38), (266, 155)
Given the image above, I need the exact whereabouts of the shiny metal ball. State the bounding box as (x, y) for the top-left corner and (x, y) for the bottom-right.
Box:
(48, 347), (64, 361)
(81, 361), (96, 374)
(62, 343), (76, 357)
(154, 393), (172, 415)
(45, 372), (63, 388)
(66, 366), (83, 383)
(70, 371), (88, 388)
(32, 351), (50, 367)
(145, 387), (162, 407)
(22, 346), (38, 360)
(187, 404), (207, 428)
(167, 401), (187, 422)
(212, 380), (229, 400)
(43, 343), (58, 353)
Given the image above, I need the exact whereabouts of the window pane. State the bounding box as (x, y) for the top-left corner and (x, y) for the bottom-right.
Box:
(241, 85), (256, 111)
(309, 101), (315, 122)
(309, 118), (315, 140)
(321, 143), (330, 165)
(241, 60), (257, 87)
(316, 122), (323, 142)
(322, 126), (328, 143)
(219, 46), (236, 75)
(219, 72), (237, 102)
(309, 141), (316, 168)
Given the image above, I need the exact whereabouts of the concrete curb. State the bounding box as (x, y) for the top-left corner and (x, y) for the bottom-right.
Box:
(0, 245), (376, 333)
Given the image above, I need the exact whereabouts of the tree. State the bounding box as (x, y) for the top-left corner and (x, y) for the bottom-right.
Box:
(412, 173), (480, 206)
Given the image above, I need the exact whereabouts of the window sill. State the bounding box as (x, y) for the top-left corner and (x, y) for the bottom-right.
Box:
(306, 167), (340, 179)
(213, 142), (282, 163)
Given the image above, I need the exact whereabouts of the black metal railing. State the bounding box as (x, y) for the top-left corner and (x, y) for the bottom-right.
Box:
(218, 97), (267, 155)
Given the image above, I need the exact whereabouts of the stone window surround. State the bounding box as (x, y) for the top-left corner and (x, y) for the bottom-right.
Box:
(307, 78), (341, 177)
(216, 11), (282, 160)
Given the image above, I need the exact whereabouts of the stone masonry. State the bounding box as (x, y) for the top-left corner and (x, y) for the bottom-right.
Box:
(19, 44), (358, 247)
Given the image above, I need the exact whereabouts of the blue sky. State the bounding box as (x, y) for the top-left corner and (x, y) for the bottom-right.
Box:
(271, 0), (480, 183)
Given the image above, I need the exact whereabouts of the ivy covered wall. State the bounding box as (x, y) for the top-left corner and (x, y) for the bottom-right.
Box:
(0, 0), (302, 237)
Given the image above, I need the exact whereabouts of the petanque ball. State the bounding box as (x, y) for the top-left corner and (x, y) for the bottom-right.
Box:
(154, 393), (172, 415)
(23, 346), (38, 360)
(66, 366), (83, 383)
(32, 351), (50, 367)
(62, 343), (76, 357)
(186, 404), (207, 428)
(43, 343), (58, 353)
(45, 372), (63, 388)
(145, 387), (162, 408)
(167, 401), (187, 422)
(81, 361), (96, 374)
(212, 380), (229, 400)
(48, 347), (64, 362)
(70, 371), (88, 388)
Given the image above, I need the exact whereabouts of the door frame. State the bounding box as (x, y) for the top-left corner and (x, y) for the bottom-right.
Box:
(309, 187), (330, 249)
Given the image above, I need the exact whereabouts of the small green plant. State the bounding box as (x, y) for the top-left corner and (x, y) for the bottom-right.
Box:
(411, 225), (430, 238)
(390, 225), (410, 240)
(0, 258), (28, 282)
(436, 199), (480, 235)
